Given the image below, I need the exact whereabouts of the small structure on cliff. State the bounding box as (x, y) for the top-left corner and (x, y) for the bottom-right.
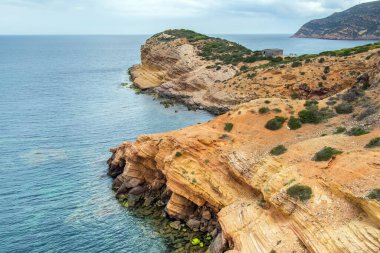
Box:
(261, 49), (283, 57)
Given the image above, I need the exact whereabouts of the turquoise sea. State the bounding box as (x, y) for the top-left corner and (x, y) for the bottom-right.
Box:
(0, 34), (374, 252)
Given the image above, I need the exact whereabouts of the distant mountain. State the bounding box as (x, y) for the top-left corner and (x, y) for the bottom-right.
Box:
(293, 1), (380, 40)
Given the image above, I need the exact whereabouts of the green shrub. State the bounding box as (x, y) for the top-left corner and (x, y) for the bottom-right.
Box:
(288, 116), (302, 130)
(367, 189), (380, 201)
(304, 100), (319, 107)
(265, 116), (287, 130)
(313, 147), (343, 161)
(264, 100), (271, 104)
(333, 126), (346, 134)
(347, 127), (369, 136)
(247, 72), (257, 79)
(318, 58), (325, 63)
(270, 145), (287, 156)
(191, 238), (201, 245)
(259, 107), (270, 114)
(365, 137), (380, 148)
(323, 66), (330, 74)
(224, 123), (234, 132)
(175, 151), (182, 157)
(291, 92), (300, 100)
(287, 185), (312, 201)
(291, 61), (302, 68)
(154, 29), (209, 42)
(319, 43), (380, 57)
(335, 102), (353, 114)
(298, 106), (334, 124)
(198, 38), (257, 65)
(240, 65), (249, 72)
(272, 108), (282, 113)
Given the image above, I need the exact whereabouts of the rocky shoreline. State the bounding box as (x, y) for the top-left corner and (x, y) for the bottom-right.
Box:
(108, 152), (230, 252)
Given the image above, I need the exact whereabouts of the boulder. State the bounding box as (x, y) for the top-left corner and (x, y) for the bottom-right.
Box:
(202, 210), (212, 220)
(169, 221), (181, 230)
(127, 194), (141, 207)
(128, 185), (147, 196)
(186, 219), (201, 230)
(210, 233), (228, 253)
(125, 177), (145, 188)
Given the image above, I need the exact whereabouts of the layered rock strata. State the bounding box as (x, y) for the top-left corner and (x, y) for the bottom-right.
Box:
(109, 63), (380, 252)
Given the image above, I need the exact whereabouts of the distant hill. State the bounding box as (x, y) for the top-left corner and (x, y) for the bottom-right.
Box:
(293, 1), (380, 40)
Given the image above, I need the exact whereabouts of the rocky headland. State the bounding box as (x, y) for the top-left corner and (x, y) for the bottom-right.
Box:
(109, 30), (380, 252)
(293, 1), (380, 40)
(130, 29), (379, 114)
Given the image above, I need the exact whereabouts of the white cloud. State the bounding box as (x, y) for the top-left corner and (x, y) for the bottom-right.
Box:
(0, 0), (377, 34)
(96, 0), (377, 18)
(99, 0), (220, 18)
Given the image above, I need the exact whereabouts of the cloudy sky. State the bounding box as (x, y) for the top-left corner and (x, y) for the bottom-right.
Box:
(0, 0), (377, 34)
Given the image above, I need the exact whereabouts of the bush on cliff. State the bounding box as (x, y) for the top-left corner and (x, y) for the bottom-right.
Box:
(259, 107), (270, 114)
(224, 123), (234, 132)
(333, 126), (346, 134)
(287, 116), (302, 130)
(367, 189), (380, 201)
(365, 137), (380, 148)
(313, 147), (343, 161)
(270, 145), (287, 156)
(304, 100), (319, 107)
(199, 39), (254, 65)
(291, 61), (302, 68)
(347, 127), (369, 136)
(298, 105), (334, 124)
(287, 185), (312, 202)
(154, 29), (209, 42)
(335, 102), (353, 114)
(265, 116), (287, 130)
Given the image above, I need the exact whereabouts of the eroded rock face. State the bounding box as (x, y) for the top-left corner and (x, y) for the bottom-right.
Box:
(109, 70), (380, 252)
(130, 33), (237, 114)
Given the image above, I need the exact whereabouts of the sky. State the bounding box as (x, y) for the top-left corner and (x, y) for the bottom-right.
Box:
(0, 0), (377, 35)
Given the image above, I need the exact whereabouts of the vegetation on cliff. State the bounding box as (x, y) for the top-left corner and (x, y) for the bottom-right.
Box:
(152, 29), (282, 65)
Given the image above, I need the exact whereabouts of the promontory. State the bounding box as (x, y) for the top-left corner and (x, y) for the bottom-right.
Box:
(109, 30), (380, 252)
(293, 1), (380, 40)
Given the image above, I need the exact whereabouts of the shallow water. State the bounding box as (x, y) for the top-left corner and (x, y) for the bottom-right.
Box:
(0, 35), (374, 253)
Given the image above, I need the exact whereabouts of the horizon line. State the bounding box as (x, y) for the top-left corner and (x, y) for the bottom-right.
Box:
(0, 33), (294, 36)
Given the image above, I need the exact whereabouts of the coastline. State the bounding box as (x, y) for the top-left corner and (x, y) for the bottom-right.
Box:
(108, 31), (380, 252)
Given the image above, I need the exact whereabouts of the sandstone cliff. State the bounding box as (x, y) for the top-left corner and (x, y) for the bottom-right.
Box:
(293, 1), (380, 40)
(109, 61), (380, 252)
(130, 29), (380, 114)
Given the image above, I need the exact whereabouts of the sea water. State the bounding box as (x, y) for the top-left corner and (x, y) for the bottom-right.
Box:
(0, 35), (373, 252)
